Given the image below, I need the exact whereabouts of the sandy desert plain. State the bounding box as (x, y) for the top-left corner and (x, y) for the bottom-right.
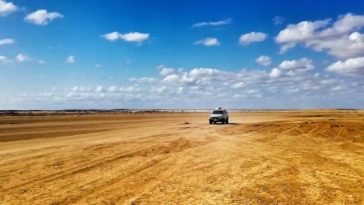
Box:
(0, 110), (363, 204)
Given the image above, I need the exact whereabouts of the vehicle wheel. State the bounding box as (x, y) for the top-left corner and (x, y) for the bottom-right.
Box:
(226, 119), (229, 124)
(222, 121), (225, 124)
(209, 121), (212, 124)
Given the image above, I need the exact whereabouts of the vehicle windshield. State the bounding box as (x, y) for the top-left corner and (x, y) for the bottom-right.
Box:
(212, 110), (224, 114)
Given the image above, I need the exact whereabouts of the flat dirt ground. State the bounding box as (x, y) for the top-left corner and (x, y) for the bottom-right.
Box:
(0, 110), (363, 204)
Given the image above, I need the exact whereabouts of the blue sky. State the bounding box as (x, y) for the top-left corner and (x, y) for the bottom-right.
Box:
(0, 0), (363, 109)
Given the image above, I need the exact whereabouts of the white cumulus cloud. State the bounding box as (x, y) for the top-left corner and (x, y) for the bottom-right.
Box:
(103, 32), (120, 41)
(158, 65), (175, 76)
(276, 20), (330, 44)
(14, 65), (364, 109)
(276, 13), (364, 58)
(66, 56), (75, 64)
(102, 31), (150, 43)
(269, 68), (282, 78)
(327, 57), (364, 76)
(268, 58), (314, 78)
(278, 58), (314, 72)
(194, 37), (220, 46)
(239, 32), (267, 45)
(256, 55), (272, 66)
(0, 38), (14, 46)
(120, 32), (149, 42)
(25, 9), (63, 25)
(95, 86), (104, 93)
(0, 55), (7, 63)
(0, 0), (17, 16)
(16, 53), (30, 62)
(231, 82), (245, 89)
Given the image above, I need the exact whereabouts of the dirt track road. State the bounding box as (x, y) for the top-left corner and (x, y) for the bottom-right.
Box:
(0, 111), (363, 204)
